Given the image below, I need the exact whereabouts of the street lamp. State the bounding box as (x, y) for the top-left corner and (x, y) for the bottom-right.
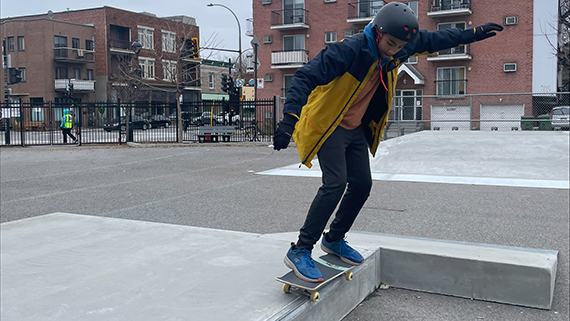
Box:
(207, 3), (242, 79)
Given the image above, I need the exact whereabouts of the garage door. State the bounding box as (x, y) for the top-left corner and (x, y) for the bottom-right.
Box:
(431, 105), (471, 130)
(480, 104), (524, 131)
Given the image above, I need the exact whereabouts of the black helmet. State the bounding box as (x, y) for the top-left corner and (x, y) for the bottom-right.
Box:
(372, 2), (419, 42)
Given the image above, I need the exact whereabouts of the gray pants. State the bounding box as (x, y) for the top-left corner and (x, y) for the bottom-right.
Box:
(296, 125), (373, 250)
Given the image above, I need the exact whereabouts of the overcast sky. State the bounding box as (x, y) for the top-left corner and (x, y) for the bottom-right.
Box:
(1, 0), (253, 60)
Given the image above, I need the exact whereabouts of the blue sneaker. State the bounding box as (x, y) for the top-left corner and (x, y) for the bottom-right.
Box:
(284, 243), (324, 283)
(320, 234), (364, 266)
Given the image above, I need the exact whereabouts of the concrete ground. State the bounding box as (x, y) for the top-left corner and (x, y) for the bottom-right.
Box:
(1, 131), (568, 320)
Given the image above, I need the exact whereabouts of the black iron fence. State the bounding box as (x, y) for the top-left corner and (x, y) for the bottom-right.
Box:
(1, 97), (278, 146)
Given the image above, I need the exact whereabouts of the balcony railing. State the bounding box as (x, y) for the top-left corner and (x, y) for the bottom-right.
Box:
(271, 50), (309, 69)
(428, 0), (472, 17)
(427, 44), (472, 61)
(347, 1), (384, 23)
(53, 48), (95, 63)
(108, 39), (133, 51)
(271, 9), (309, 30)
(434, 79), (467, 97)
(54, 79), (96, 92)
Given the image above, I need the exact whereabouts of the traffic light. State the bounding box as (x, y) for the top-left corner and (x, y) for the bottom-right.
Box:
(8, 68), (23, 84)
(190, 37), (200, 59)
(221, 74), (228, 92)
(227, 76), (235, 95)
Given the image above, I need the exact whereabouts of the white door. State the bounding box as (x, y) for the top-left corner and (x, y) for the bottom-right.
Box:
(480, 104), (524, 131)
(431, 105), (471, 130)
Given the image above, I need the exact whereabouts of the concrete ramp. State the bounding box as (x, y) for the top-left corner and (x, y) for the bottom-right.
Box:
(1, 213), (558, 321)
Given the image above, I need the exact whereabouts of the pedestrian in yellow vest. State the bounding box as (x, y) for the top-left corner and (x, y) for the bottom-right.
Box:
(60, 109), (77, 144)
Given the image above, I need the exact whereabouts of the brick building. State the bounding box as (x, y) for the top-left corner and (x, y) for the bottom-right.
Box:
(251, 0), (560, 130)
(2, 6), (201, 107)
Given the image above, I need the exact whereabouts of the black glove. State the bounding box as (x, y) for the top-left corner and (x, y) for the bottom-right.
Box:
(472, 23), (503, 41)
(273, 114), (297, 151)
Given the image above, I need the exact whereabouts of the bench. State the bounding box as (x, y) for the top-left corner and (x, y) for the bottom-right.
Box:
(197, 126), (234, 143)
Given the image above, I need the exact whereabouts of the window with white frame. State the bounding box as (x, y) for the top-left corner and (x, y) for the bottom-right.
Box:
(139, 58), (155, 79)
(437, 22), (466, 55)
(405, 56), (418, 64)
(162, 30), (176, 53)
(325, 31), (337, 43)
(162, 60), (177, 81)
(209, 73), (215, 89)
(345, 29), (355, 38)
(436, 67), (466, 96)
(138, 26), (154, 49)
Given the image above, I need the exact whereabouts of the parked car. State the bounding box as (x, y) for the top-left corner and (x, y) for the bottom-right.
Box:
(550, 106), (569, 129)
(191, 112), (222, 126)
(147, 114), (171, 128)
(103, 115), (151, 131)
(219, 112), (241, 126)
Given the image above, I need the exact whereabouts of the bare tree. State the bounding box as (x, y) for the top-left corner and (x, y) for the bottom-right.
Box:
(546, 0), (570, 91)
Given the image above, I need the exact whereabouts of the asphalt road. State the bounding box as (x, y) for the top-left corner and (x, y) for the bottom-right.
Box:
(0, 143), (568, 321)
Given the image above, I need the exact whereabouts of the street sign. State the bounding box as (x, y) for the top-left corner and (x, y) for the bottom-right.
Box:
(236, 78), (244, 87)
(250, 36), (260, 48)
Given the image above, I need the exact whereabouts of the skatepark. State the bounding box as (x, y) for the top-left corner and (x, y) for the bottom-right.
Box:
(1, 131), (568, 320)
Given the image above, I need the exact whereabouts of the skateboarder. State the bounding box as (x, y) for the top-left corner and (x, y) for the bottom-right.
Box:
(273, 2), (503, 282)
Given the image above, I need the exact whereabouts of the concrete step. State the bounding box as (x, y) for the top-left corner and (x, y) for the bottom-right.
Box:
(1, 213), (558, 321)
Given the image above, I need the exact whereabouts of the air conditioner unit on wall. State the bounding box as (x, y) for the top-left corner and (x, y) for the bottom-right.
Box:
(264, 74), (273, 82)
(261, 0), (271, 4)
(262, 36), (272, 44)
(504, 63), (517, 72)
(504, 16), (518, 25)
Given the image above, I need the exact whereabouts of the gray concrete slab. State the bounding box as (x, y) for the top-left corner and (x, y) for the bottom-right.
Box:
(259, 131), (570, 189)
(2, 213), (558, 321)
(0, 213), (376, 321)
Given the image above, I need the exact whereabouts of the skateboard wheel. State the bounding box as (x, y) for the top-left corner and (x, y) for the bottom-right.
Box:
(346, 272), (354, 281)
(282, 284), (291, 293)
(310, 291), (320, 302)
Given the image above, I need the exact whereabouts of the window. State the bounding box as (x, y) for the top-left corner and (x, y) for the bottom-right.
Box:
(209, 73), (215, 89)
(405, 56), (418, 64)
(162, 60), (177, 81)
(437, 22), (466, 55)
(54, 36), (67, 58)
(283, 35), (304, 51)
(283, 0), (305, 24)
(358, 1), (383, 18)
(162, 30), (176, 53)
(72, 38), (80, 49)
(139, 58), (155, 79)
(325, 32), (337, 43)
(7, 37), (15, 51)
(437, 67), (466, 96)
(85, 39), (94, 51)
(345, 30), (355, 38)
(283, 74), (294, 97)
(73, 68), (81, 80)
(55, 67), (68, 79)
(87, 69), (94, 80)
(17, 37), (25, 51)
(138, 26), (154, 49)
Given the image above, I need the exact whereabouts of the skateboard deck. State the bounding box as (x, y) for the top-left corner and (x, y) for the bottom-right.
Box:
(276, 254), (356, 302)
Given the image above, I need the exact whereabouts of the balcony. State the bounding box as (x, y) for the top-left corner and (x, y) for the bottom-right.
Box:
(246, 18), (254, 37)
(271, 9), (309, 30)
(53, 48), (95, 63)
(109, 39), (137, 55)
(347, 1), (384, 24)
(54, 79), (96, 92)
(426, 44), (472, 61)
(271, 50), (309, 69)
(428, 0), (472, 17)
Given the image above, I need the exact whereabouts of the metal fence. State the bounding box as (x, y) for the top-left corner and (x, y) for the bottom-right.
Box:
(2, 93), (568, 146)
(0, 97), (278, 146)
(384, 92), (570, 139)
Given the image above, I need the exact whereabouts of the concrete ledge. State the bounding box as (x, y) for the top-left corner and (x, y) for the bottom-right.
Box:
(347, 232), (559, 310)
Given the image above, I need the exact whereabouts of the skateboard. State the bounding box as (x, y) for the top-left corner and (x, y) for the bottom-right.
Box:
(276, 254), (355, 302)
